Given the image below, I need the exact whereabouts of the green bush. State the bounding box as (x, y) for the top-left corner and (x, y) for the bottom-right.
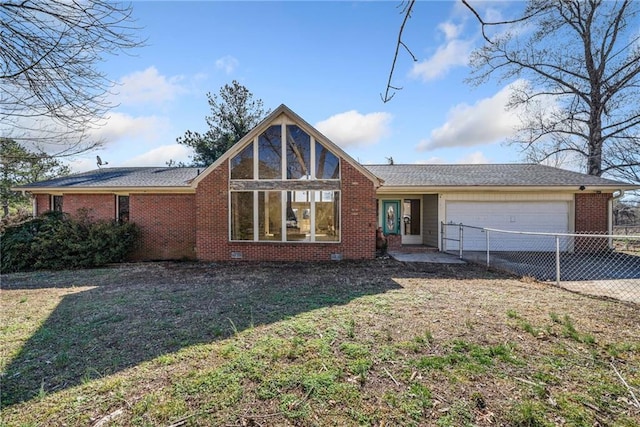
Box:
(1, 211), (139, 273)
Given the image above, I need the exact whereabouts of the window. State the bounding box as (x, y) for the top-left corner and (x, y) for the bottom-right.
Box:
(286, 125), (310, 179)
(230, 142), (254, 179)
(229, 123), (341, 242)
(258, 191), (281, 241)
(403, 199), (421, 235)
(315, 191), (339, 241)
(229, 124), (340, 181)
(231, 192), (253, 240)
(230, 190), (340, 242)
(258, 125), (281, 179)
(315, 142), (340, 179)
(51, 195), (63, 212)
(117, 195), (130, 222)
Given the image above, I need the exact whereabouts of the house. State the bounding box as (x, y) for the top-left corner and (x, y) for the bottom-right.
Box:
(16, 105), (638, 261)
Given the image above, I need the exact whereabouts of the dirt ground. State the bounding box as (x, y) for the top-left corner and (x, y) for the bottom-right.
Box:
(2, 259), (639, 426)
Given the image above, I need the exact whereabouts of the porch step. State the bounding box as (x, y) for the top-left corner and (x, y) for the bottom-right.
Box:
(396, 245), (439, 253)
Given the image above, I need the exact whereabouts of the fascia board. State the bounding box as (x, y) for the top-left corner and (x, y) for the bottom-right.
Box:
(374, 185), (638, 194)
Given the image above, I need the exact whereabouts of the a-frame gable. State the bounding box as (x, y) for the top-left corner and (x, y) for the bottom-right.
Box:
(191, 104), (382, 188)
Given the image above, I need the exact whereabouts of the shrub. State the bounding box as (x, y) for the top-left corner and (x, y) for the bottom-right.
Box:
(1, 211), (139, 273)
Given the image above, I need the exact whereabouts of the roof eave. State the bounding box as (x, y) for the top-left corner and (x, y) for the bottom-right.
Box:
(375, 184), (639, 194)
(15, 186), (196, 194)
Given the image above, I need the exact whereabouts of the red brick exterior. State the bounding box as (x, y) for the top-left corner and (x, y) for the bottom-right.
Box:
(62, 194), (115, 220)
(574, 193), (611, 233)
(34, 194), (50, 215)
(195, 160), (377, 261)
(28, 177), (614, 261)
(574, 192), (612, 252)
(386, 234), (402, 251)
(129, 193), (197, 260)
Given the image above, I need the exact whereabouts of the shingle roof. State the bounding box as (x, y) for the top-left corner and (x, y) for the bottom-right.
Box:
(18, 167), (201, 189)
(364, 164), (636, 188)
(15, 163), (637, 190)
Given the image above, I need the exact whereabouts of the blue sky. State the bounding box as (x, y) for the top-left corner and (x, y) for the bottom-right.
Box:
(72, 1), (530, 171)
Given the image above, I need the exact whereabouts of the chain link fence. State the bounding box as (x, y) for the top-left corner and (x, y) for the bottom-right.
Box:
(442, 222), (640, 304)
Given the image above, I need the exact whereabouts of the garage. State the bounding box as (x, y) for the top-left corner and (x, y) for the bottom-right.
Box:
(445, 201), (571, 251)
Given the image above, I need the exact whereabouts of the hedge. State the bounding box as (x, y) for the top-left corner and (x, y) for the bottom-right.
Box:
(1, 211), (139, 273)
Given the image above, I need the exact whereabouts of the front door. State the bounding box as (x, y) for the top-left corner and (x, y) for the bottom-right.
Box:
(382, 200), (400, 235)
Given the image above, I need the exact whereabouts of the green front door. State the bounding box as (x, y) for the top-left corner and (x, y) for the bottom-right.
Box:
(382, 200), (400, 235)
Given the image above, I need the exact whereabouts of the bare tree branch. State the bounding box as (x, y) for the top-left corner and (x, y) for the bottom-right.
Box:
(381, 0), (416, 103)
(466, 0), (640, 182)
(0, 0), (142, 158)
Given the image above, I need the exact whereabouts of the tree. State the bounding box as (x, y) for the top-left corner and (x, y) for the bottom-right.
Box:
(1, 0), (141, 157)
(0, 138), (70, 217)
(462, 0), (640, 183)
(176, 81), (270, 166)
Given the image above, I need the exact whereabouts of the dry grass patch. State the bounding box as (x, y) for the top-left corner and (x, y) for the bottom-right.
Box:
(1, 260), (638, 426)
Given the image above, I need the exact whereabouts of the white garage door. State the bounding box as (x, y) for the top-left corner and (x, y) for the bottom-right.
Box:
(445, 201), (570, 251)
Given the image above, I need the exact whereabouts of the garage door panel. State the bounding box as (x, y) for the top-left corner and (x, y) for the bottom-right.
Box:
(445, 201), (570, 251)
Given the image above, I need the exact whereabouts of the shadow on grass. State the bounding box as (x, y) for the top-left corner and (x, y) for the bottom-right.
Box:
(1, 260), (489, 406)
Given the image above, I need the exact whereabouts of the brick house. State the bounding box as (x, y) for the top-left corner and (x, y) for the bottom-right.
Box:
(17, 105), (638, 261)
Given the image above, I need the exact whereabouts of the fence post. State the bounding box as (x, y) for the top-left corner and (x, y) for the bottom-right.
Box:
(486, 229), (490, 268)
(555, 235), (561, 286)
(440, 222), (444, 252)
(459, 224), (464, 259)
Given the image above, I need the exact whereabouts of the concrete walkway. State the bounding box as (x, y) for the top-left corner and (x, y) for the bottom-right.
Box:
(388, 250), (466, 264)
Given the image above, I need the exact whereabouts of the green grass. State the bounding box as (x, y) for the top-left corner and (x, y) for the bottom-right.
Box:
(1, 261), (639, 426)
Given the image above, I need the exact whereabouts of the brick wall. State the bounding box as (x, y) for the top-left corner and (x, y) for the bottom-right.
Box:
(196, 161), (377, 261)
(34, 194), (50, 215)
(129, 193), (197, 260)
(575, 193), (611, 233)
(574, 192), (612, 252)
(62, 194), (115, 220)
(386, 234), (402, 251)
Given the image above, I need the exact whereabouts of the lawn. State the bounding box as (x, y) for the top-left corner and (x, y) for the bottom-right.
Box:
(1, 260), (638, 426)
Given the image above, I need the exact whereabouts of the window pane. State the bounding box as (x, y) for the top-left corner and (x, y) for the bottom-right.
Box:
(258, 191), (282, 241)
(118, 195), (130, 222)
(258, 125), (282, 179)
(315, 142), (340, 179)
(286, 125), (310, 180)
(230, 142), (254, 179)
(231, 192), (253, 240)
(52, 195), (63, 212)
(286, 191), (310, 241)
(316, 191), (340, 241)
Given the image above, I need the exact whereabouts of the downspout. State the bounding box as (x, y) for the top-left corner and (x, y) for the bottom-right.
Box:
(610, 190), (625, 246)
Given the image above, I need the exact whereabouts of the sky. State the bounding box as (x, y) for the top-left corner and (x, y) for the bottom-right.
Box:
(70, 0), (533, 172)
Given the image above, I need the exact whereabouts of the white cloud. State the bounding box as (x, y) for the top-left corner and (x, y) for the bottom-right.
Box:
(315, 110), (393, 148)
(410, 18), (473, 82)
(415, 157), (445, 164)
(215, 55), (239, 74)
(115, 66), (185, 105)
(438, 21), (463, 40)
(458, 151), (490, 164)
(410, 38), (473, 81)
(90, 112), (169, 144)
(121, 144), (193, 167)
(414, 152), (489, 165)
(417, 81), (526, 151)
(67, 157), (100, 173)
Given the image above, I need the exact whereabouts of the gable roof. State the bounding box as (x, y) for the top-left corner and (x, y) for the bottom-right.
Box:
(17, 167), (200, 193)
(367, 163), (638, 192)
(191, 104), (382, 187)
